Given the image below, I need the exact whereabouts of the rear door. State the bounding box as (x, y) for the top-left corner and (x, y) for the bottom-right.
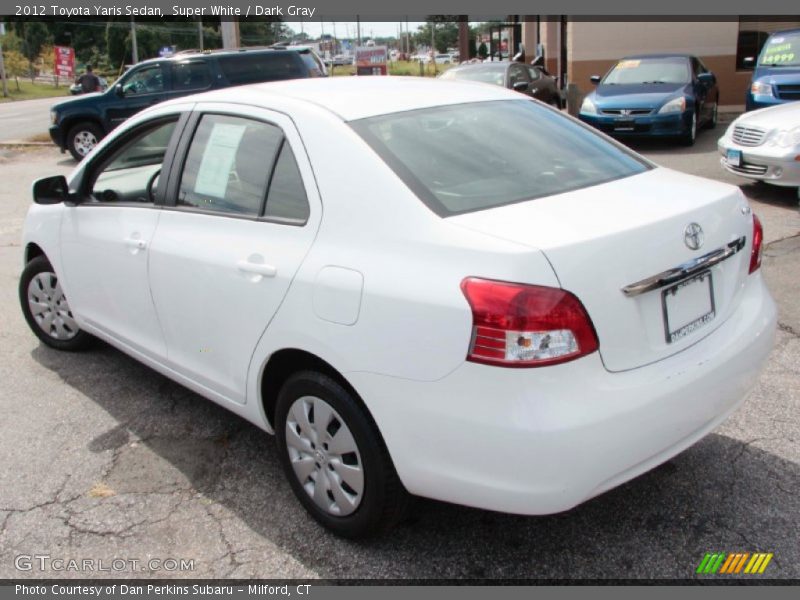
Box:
(148, 104), (321, 404)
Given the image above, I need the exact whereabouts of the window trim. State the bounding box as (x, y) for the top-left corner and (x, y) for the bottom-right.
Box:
(164, 110), (309, 226)
(77, 112), (188, 209)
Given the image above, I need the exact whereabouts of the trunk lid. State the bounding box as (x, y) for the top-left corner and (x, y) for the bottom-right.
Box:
(448, 168), (754, 372)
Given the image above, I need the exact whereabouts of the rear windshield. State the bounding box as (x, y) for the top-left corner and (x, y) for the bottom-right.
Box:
(602, 57), (690, 85)
(759, 31), (800, 67)
(350, 100), (650, 216)
(440, 66), (505, 86)
(218, 53), (306, 85)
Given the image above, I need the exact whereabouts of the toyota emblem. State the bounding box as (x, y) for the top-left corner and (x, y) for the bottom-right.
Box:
(684, 223), (704, 250)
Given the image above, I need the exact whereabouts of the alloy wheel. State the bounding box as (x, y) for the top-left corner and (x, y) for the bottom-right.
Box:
(73, 131), (97, 156)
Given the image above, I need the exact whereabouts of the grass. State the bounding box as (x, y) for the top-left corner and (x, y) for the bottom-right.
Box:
(330, 60), (454, 78)
(0, 79), (71, 102)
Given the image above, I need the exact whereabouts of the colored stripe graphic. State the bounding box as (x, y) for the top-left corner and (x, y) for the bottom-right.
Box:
(698, 552), (773, 574)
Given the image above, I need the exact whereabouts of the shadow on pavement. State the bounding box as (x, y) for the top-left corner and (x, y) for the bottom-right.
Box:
(30, 341), (800, 579)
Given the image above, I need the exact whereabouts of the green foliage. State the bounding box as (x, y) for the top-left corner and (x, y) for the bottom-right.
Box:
(478, 42), (488, 59)
(3, 49), (29, 90)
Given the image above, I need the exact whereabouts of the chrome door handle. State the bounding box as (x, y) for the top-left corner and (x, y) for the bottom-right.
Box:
(124, 237), (147, 250)
(237, 260), (277, 278)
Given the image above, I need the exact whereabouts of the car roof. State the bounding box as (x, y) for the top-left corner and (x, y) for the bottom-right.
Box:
(183, 76), (518, 121)
(620, 53), (693, 60)
(133, 46), (310, 67)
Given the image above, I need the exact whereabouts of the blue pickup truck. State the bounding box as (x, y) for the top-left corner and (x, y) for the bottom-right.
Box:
(746, 28), (800, 111)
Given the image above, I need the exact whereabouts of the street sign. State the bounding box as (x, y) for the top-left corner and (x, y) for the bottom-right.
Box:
(54, 46), (75, 79)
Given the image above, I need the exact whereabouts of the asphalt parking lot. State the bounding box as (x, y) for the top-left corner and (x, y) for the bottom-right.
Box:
(0, 122), (798, 580)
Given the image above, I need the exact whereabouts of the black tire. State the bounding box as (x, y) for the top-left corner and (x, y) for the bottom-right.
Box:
(275, 370), (410, 538)
(19, 256), (93, 351)
(681, 110), (698, 146)
(66, 121), (104, 161)
(706, 99), (719, 130)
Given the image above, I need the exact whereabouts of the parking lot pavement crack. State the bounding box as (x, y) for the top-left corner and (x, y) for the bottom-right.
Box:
(778, 323), (800, 338)
(201, 505), (243, 577)
(0, 474), (78, 514)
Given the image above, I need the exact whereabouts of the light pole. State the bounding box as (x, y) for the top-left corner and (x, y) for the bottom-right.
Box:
(130, 17), (138, 63)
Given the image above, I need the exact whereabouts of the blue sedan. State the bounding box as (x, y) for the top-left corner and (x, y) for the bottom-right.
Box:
(578, 54), (719, 146)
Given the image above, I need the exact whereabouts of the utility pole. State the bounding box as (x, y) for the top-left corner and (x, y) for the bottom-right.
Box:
(0, 19), (7, 97)
(356, 16), (361, 47)
(430, 21), (435, 75)
(130, 17), (139, 63)
(221, 20), (240, 49)
(197, 17), (203, 51)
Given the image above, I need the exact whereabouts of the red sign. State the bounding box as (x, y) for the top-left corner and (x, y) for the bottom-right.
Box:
(54, 46), (75, 79)
(355, 46), (388, 76)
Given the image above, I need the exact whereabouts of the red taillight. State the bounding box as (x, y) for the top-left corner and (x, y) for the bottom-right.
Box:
(749, 213), (763, 274)
(460, 277), (599, 368)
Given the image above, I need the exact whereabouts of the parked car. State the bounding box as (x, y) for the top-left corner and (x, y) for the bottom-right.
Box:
(745, 28), (800, 111)
(327, 54), (351, 66)
(579, 54), (719, 146)
(718, 102), (800, 198)
(21, 78), (775, 538)
(49, 46), (327, 161)
(69, 76), (109, 95)
(434, 53), (453, 64)
(439, 60), (562, 107)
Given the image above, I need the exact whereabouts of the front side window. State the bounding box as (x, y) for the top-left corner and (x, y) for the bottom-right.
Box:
(122, 65), (164, 95)
(178, 114), (283, 217)
(351, 100), (649, 216)
(90, 118), (178, 203)
(602, 57), (691, 85)
(509, 64), (531, 86)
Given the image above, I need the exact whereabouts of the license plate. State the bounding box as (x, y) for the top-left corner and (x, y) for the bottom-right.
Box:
(727, 149), (742, 167)
(614, 119), (635, 131)
(662, 271), (715, 344)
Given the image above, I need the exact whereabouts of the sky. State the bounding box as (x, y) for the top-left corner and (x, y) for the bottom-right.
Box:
(283, 21), (428, 40)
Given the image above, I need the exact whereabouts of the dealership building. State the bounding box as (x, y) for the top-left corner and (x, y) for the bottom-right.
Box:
(519, 18), (800, 109)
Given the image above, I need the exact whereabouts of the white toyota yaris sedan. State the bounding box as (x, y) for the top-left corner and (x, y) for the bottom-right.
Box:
(20, 78), (776, 538)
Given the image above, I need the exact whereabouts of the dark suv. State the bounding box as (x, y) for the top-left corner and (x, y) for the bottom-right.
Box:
(50, 46), (327, 160)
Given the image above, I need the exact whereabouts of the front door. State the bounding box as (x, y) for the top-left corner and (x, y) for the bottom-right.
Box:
(59, 115), (184, 360)
(148, 106), (321, 404)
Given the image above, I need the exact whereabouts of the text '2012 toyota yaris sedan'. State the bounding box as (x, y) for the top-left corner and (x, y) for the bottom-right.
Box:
(19, 78), (776, 538)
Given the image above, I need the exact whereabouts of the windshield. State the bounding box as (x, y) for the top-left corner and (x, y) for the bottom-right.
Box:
(602, 57), (690, 85)
(350, 100), (650, 216)
(759, 31), (800, 66)
(440, 66), (505, 86)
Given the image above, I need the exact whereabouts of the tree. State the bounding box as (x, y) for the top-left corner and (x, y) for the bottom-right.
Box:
(477, 42), (488, 59)
(415, 17), (460, 54)
(3, 49), (29, 90)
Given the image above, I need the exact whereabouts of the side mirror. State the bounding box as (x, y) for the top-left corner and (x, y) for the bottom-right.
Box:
(590, 75), (601, 85)
(698, 72), (715, 85)
(114, 83), (125, 97)
(32, 175), (70, 205)
(512, 81), (529, 92)
(743, 56), (755, 66)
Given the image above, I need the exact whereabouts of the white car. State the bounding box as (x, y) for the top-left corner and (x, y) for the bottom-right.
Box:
(434, 53), (453, 64)
(20, 78), (776, 538)
(718, 102), (800, 197)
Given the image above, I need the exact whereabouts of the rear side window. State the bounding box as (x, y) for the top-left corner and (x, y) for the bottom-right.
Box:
(298, 50), (325, 77)
(351, 100), (650, 216)
(178, 114), (283, 216)
(172, 61), (211, 91)
(265, 143), (309, 222)
(218, 53), (306, 85)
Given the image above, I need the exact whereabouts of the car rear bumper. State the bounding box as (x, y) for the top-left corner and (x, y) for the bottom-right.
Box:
(718, 141), (800, 187)
(348, 274), (776, 515)
(579, 110), (691, 138)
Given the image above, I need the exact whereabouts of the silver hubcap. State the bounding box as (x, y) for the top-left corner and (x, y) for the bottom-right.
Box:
(285, 396), (364, 516)
(691, 113), (697, 140)
(27, 272), (79, 340)
(73, 131), (97, 156)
